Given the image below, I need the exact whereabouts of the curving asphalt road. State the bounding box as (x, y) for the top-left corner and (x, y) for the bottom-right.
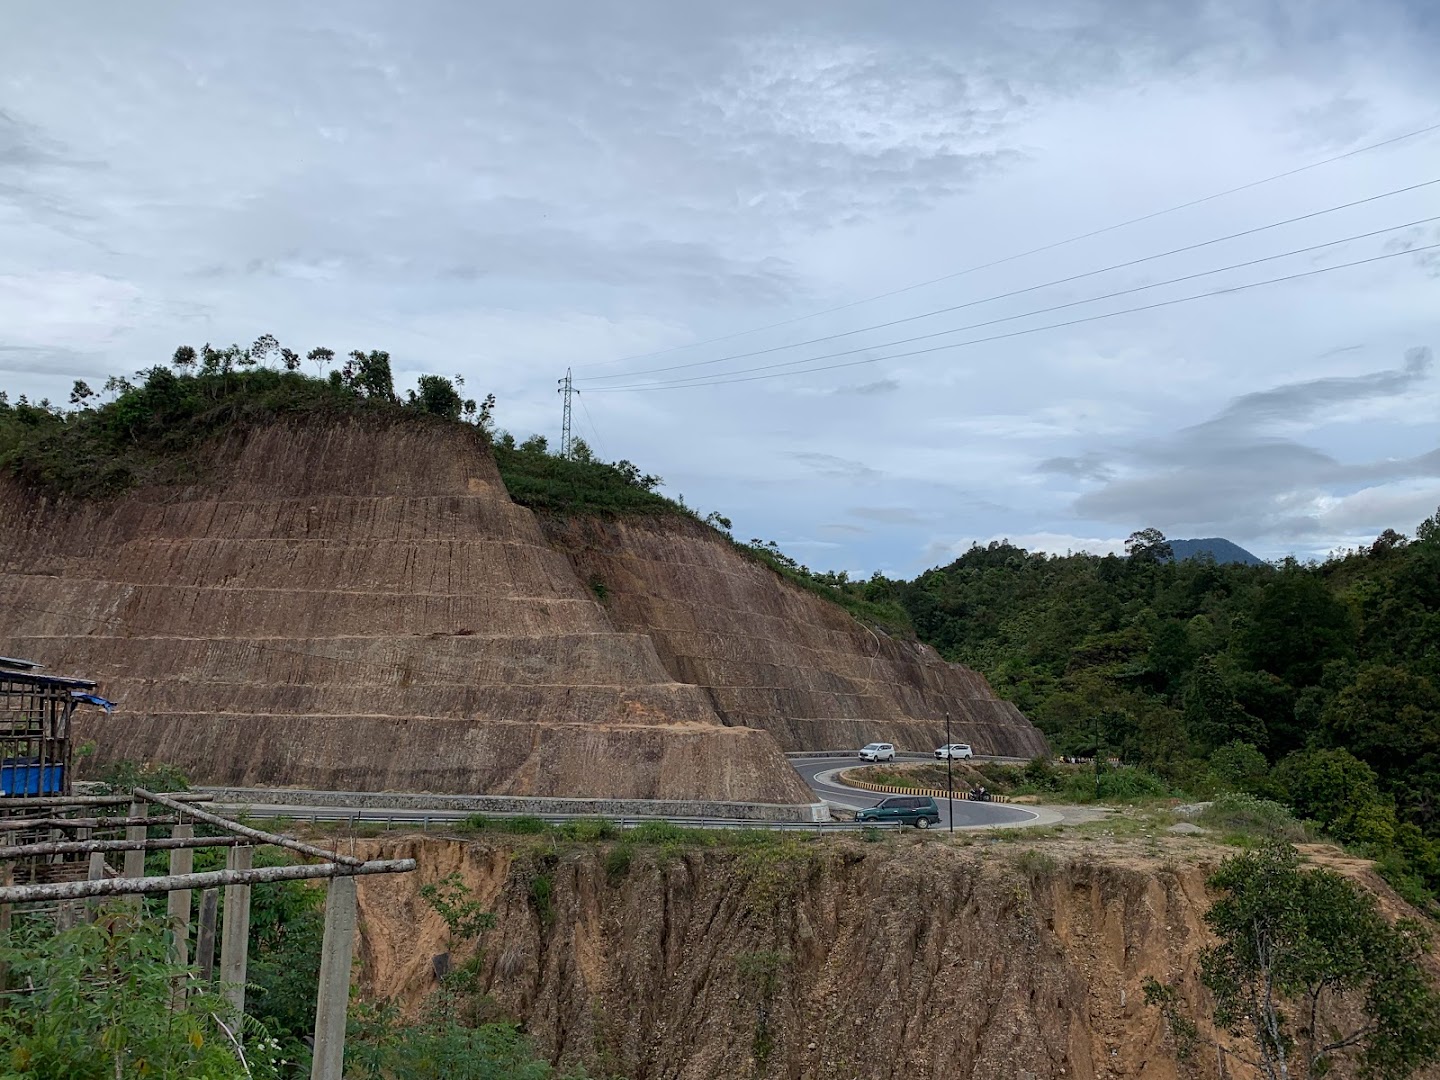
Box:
(790, 756), (1038, 829)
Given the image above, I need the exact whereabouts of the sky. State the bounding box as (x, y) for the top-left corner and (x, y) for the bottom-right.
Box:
(3, 0), (1438, 574)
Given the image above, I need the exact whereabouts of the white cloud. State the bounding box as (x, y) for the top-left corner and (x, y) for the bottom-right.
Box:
(1, 0), (1439, 569)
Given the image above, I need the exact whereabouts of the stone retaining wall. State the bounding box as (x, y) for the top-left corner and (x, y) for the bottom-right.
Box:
(201, 786), (832, 823)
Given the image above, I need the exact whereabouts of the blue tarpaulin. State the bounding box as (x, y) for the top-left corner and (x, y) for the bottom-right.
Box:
(70, 692), (116, 712)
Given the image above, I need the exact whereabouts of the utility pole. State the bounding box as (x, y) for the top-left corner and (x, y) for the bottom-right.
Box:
(945, 710), (954, 833)
(1094, 713), (1102, 800)
(557, 368), (577, 458)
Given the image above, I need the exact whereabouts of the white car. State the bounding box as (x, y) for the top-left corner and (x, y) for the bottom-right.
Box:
(858, 742), (896, 762)
(934, 743), (974, 760)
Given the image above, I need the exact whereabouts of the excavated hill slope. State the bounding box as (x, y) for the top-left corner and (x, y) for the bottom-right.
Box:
(543, 516), (1047, 757)
(0, 418), (810, 802)
(354, 834), (1437, 1080)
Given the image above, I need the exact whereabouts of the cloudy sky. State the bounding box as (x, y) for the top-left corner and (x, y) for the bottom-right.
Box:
(3, 1), (1438, 573)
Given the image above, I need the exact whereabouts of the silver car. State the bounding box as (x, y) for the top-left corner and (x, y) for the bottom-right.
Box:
(858, 742), (896, 762)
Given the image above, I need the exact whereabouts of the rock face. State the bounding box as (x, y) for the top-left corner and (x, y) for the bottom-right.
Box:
(543, 516), (1048, 757)
(0, 418), (810, 802)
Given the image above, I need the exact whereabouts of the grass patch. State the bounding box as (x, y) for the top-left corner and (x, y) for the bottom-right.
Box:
(1012, 848), (1059, 876)
(1197, 793), (1308, 845)
(528, 872), (555, 927)
(603, 844), (634, 884)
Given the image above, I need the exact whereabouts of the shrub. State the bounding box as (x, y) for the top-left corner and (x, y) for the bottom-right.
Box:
(1060, 765), (1171, 803)
(603, 844), (633, 883)
(528, 873), (555, 927)
(1197, 793), (1308, 843)
(1021, 756), (1064, 791)
(560, 817), (618, 842)
(1013, 848), (1059, 875)
(502, 815), (550, 835)
(1273, 748), (1398, 848)
(1208, 740), (1270, 793)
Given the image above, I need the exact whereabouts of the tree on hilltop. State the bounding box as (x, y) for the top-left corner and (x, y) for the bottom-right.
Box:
(1126, 527), (1173, 563)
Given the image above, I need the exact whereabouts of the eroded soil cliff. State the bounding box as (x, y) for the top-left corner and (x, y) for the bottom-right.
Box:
(350, 832), (1429, 1080)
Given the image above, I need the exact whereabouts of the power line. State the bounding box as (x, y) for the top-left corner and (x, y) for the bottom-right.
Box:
(577, 177), (1440, 384)
(577, 393), (604, 458)
(584, 239), (1440, 393)
(589, 219), (1439, 389)
(575, 116), (1440, 371)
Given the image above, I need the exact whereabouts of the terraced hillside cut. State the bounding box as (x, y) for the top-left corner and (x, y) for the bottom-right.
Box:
(544, 516), (1049, 757)
(0, 418), (813, 802)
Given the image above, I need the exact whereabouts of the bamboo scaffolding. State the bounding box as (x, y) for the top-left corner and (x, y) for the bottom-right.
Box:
(0, 793), (212, 808)
(134, 788), (363, 867)
(0, 835), (251, 860)
(0, 858), (417, 904)
(0, 815), (182, 831)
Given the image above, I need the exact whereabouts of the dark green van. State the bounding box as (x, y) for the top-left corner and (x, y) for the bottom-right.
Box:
(855, 795), (941, 829)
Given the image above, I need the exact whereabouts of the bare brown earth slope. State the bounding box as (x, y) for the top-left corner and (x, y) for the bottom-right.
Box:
(544, 516), (1048, 756)
(0, 415), (1045, 795)
(354, 833), (1439, 1080)
(0, 418), (809, 801)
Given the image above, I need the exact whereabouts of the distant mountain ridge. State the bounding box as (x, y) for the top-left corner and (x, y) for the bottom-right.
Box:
(1167, 537), (1265, 566)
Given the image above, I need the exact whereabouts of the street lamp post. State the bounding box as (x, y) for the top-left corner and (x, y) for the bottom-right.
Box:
(945, 710), (954, 833)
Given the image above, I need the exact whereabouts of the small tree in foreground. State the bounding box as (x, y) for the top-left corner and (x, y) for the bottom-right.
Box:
(1197, 842), (1440, 1079)
(0, 910), (277, 1078)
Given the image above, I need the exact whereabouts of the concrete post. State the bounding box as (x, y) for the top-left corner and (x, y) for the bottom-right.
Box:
(0, 861), (11, 992)
(310, 876), (358, 1080)
(84, 851), (107, 922)
(122, 799), (147, 879)
(219, 845), (253, 1018)
(166, 824), (194, 966)
(196, 888), (219, 982)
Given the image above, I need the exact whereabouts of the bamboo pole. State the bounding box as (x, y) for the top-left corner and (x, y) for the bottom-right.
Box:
(0, 815), (182, 831)
(0, 859), (417, 904)
(0, 793), (212, 809)
(0, 835), (251, 860)
(135, 789), (363, 867)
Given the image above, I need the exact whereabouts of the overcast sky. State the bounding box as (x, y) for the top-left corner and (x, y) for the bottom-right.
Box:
(3, 1), (1438, 573)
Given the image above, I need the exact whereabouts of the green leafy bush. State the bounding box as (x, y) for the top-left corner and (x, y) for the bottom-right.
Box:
(0, 910), (282, 1079)
(1197, 793), (1308, 843)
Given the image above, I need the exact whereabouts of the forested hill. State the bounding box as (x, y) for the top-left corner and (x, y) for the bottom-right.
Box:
(877, 523), (1440, 818)
(892, 527), (1437, 756)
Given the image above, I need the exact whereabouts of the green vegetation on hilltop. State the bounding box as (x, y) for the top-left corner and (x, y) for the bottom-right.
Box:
(0, 343), (687, 523)
(736, 538), (913, 632)
(886, 521), (1440, 905)
(492, 431), (694, 519)
(0, 342), (494, 499)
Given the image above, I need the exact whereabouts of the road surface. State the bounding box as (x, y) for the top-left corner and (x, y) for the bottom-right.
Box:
(790, 756), (1038, 828)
